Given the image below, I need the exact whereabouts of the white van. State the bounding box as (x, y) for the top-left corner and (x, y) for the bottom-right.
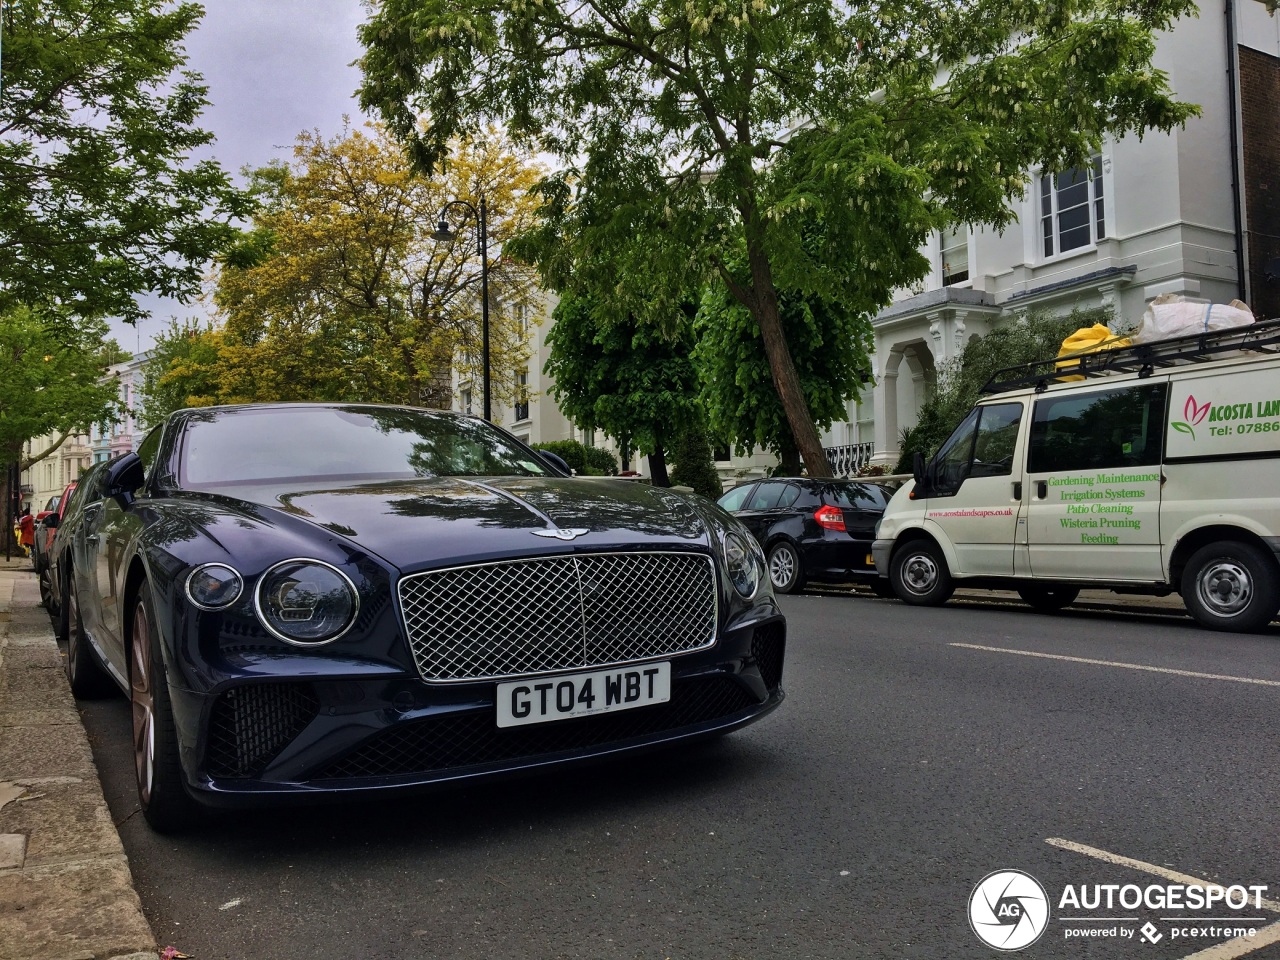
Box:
(871, 319), (1280, 632)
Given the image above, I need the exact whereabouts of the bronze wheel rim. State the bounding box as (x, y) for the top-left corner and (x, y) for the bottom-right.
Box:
(130, 600), (155, 806)
(66, 582), (82, 678)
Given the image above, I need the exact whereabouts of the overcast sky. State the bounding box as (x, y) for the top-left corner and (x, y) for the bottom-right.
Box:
(114, 0), (370, 354)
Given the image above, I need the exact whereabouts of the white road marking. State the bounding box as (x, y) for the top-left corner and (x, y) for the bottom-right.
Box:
(1176, 922), (1280, 960)
(1045, 839), (1280, 913)
(952, 644), (1280, 688)
(218, 898), (243, 911)
(1047, 839), (1280, 960)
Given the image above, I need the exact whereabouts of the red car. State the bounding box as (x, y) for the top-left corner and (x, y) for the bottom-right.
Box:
(33, 482), (75, 608)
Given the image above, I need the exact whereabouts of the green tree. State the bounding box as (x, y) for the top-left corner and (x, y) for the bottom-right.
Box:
(895, 307), (1112, 471)
(668, 419), (723, 500)
(1, 307), (122, 552)
(210, 125), (543, 408)
(0, 0), (250, 322)
(360, 0), (1198, 478)
(543, 292), (704, 486)
(138, 320), (227, 426)
(695, 283), (870, 476)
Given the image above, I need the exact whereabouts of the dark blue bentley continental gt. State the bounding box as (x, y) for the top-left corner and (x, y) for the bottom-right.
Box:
(47, 404), (785, 831)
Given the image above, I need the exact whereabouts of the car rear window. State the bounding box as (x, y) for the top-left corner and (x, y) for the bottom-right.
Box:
(819, 482), (888, 509)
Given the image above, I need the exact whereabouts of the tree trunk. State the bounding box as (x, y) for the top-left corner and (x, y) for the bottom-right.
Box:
(2, 455), (17, 560)
(743, 234), (833, 479)
(648, 423), (669, 487)
(778, 436), (802, 477)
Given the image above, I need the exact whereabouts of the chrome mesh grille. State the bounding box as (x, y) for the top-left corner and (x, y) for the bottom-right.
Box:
(399, 552), (718, 682)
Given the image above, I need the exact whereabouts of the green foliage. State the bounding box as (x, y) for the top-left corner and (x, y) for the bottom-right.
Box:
(0, 306), (123, 547)
(139, 320), (227, 426)
(695, 281), (871, 470)
(543, 292), (704, 462)
(0, 0), (250, 322)
(532, 440), (618, 477)
(668, 420), (723, 500)
(360, 0), (1199, 476)
(895, 307), (1113, 472)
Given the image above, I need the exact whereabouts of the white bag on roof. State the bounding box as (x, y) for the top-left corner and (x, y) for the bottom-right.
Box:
(1131, 294), (1254, 345)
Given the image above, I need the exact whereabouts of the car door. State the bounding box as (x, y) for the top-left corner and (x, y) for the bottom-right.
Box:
(737, 480), (800, 543)
(1024, 382), (1167, 580)
(920, 401), (1027, 577)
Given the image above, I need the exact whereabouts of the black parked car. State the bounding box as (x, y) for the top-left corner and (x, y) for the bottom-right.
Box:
(717, 477), (898, 594)
(48, 403), (785, 832)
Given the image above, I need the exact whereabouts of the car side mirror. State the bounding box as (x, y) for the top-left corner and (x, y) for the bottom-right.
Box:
(42, 513), (59, 529)
(104, 452), (145, 505)
(539, 451), (572, 475)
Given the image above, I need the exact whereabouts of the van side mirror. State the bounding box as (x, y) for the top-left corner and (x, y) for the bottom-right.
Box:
(104, 452), (145, 505)
(912, 452), (925, 486)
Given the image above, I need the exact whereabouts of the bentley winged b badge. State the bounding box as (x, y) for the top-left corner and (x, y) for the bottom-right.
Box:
(531, 527), (590, 541)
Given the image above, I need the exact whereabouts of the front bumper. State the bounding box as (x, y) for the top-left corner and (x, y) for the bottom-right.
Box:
(872, 539), (894, 577)
(174, 614), (786, 805)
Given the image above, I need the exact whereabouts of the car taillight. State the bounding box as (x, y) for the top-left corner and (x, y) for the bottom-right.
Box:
(814, 505), (846, 531)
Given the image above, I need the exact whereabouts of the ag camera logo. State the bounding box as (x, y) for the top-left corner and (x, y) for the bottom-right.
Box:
(969, 869), (1050, 951)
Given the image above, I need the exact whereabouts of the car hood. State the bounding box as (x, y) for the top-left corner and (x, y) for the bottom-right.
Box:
(204, 475), (711, 572)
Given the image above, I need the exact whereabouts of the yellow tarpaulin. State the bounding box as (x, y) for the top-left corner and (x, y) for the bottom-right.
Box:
(1054, 324), (1131, 380)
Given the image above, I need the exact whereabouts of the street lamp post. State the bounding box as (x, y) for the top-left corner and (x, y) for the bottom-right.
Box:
(431, 194), (491, 422)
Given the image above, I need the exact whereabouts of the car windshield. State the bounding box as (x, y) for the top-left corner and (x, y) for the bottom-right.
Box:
(179, 406), (554, 487)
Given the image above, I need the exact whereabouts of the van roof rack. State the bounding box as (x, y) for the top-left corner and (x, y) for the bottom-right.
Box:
(980, 316), (1280, 394)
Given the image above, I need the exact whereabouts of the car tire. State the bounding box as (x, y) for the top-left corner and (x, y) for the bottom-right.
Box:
(1181, 541), (1280, 633)
(1015, 583), (1080, 612)
(38, 565), (54, 612)
(890, 540), (954, 606)
(767, 542), (806, 594)
(131, 582), (201, 833)
(65, 575), (115, 699)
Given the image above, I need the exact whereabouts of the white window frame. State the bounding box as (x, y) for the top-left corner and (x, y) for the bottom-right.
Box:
(514, 369), (530, 422)
(1038, 155), (1106, 261)
(940, 226), (971, 287)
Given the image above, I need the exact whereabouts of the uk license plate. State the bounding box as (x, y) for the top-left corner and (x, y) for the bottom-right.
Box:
(495, 662), (672, 728)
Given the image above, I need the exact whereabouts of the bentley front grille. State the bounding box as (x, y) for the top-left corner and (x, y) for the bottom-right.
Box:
(398, 552), (718, 682)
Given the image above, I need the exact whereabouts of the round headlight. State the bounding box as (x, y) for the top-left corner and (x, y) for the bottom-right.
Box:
(185, 563), (243, 610)
(254, 559), (358, 645)
(724, 532), (763, 599)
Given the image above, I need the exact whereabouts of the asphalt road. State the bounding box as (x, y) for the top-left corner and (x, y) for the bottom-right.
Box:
(75, 593), (1280, 960)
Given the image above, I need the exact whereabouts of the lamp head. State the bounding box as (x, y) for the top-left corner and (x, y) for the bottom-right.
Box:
(431, 218), (456, 243)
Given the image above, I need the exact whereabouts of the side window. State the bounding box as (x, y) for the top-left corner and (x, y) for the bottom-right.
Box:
(1028, 383), (1168, 473)
(718, 483), (755, 513)
(747, 480), (790, 510)
(933, 408), (981, 493)
(777, 484), (802, 509)
(970, 404), (1024, 478)
(136, 426), (163, 479)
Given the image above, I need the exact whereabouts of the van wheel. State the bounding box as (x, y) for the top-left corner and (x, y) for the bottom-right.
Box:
(1182, 541), (1280, 633)
(891, 541), (953, 606)
(767, 542), (806, 594)
(1016, 584), (1080, 612)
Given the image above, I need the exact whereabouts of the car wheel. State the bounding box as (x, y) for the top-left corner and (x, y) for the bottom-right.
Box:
(131, 582), (200, 833)
(38, 565), (54, 611)
(1181, 541), (1280, 633)
(767, 542), (806, 594)
(65, 575), (115, 699)
(1015, 583), (1080, 612)
(890, 540), (954, 606)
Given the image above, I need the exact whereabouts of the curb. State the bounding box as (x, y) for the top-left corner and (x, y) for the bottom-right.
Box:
(0, 567), (159, 960)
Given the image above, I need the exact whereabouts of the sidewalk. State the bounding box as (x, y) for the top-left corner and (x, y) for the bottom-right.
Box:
(0, 559), (158, 960)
